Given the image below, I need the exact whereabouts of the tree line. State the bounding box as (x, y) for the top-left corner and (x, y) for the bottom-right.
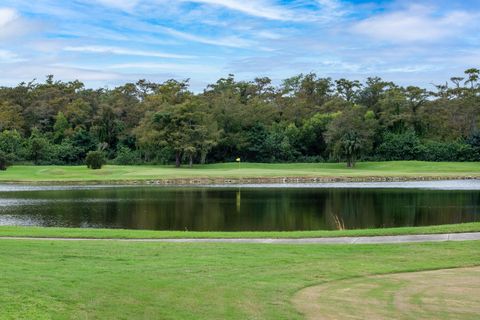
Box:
(0, 69), (479, 168)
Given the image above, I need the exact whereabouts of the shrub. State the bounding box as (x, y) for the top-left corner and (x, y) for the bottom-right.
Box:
(416, 141), (478, 162)
(52, 141), (84, 165)
(85, 151), (106, 169)
(0, 130), (27, 162)
(297, 155), (324, 163)
(376, 131), (420, 161)
(0, 151), (10, 170)
(28, 135), (53, 164)
(467, 131), (480, 159)
(114, 146), (140, 165)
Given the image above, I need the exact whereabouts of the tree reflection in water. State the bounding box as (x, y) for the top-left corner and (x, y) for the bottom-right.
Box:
(0, 186), (478, 231)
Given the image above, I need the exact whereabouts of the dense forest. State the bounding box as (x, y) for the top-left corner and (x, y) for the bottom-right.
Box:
(0, 68), (479, 168)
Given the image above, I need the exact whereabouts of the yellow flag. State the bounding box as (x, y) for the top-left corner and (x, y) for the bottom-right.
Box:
(236, 158), (241, 162)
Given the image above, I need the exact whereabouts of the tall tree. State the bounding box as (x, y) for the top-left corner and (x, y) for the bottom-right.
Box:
(325, 107), (377, 167)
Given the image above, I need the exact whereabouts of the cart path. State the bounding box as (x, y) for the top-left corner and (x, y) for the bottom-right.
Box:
(0, 232), (479, 244)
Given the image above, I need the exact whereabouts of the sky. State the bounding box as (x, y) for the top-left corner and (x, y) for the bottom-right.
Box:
(0, 0), (479, 91)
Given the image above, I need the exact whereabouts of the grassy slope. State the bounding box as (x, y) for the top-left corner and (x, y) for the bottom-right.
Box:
(0, 161), (479, 182)
(1, 240), (479, 319)
(1, 223), (480, 239)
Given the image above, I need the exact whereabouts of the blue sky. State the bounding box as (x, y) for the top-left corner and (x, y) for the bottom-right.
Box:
(0, 0), (479, 90)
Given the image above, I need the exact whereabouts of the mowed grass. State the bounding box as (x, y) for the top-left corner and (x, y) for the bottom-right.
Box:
(0, 161), (479, 182)
(1, 239), (479, 319)
(1, 222), (480, 239)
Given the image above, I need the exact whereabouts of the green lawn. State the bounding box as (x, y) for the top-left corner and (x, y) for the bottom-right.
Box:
(1, 239), (479, 319)
(1, 222), (480, 239)
(0, 161), (479, 183)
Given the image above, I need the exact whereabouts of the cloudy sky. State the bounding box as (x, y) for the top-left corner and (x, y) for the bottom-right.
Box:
(0, 0), (479, 90)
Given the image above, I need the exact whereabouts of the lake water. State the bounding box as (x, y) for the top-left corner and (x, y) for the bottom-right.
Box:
(0, 180), (479, 231)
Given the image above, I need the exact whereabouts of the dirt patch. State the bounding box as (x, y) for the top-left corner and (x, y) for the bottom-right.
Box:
(293, 266), (480, 320)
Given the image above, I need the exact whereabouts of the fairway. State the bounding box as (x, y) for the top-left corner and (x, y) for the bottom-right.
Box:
(0, 161), (479, 183)
(1, 239), (479, 319)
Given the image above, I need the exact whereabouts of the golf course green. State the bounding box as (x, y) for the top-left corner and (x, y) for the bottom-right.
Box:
(0, 161), (479, 183)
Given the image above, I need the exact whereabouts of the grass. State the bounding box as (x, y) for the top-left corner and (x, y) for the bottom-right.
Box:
(1, 161), (479, 318)
(0, 161), (479, 183)
(1, 239), (479, 319)
(1, 222), (480, 239)
(293, 266), (480, 319)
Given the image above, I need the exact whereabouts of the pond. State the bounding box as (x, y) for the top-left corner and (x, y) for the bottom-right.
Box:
(0, 180), (479, 231)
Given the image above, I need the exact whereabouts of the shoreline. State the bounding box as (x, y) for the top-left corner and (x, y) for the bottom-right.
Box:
(1, 175), (479, 185)
(1, 223), (480, 239)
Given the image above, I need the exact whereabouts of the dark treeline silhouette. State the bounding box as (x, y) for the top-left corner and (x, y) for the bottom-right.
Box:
(0, 69), (479, 167)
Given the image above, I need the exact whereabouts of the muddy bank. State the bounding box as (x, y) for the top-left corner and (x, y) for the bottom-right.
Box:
(1, 175), (479, 185)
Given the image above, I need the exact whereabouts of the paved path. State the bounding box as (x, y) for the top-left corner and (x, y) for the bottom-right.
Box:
(1, 232), (480, 244)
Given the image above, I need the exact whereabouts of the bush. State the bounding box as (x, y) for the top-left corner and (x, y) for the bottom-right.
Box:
(0, 130), (27, 162)
(467, 131), (480, 159)
(52, 141), (84, 164)
(114, 146), (140, 165)
(376, 131), (420, 160)
(28, 135), (53, 164)
(297, 155), (324, 163)
(416, 141), (479, 162)
(0, 151), (10, 170)
(85, 151), (106, 169)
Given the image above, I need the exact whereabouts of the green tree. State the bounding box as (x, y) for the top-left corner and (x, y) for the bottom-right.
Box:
(114, 146), (140, 165)
(53, 112), (70, 143)
(325, 108), (377, 167)
(0, 130), (26, 161)
(28, 129), (52, 164)
(335, 78), (361, 102)
(93, 106), (123, 153)
(152, 109), (188, 167)
(0, 102), (25, 132)
(0, 68), (479, 166)
(156, 101), (219, 167)
(298, 112), (340, 158)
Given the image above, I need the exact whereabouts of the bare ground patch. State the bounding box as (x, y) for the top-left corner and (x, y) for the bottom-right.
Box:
(293, 266), (480, 320)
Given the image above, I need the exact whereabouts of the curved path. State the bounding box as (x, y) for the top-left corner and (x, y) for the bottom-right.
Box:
(1, 232), (480, 244)
(293, 266), (480, 319)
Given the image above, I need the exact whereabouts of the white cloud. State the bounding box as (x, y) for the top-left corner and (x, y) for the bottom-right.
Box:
(0, 63), (125, 85)
(0, 7), (18, 27)
(180, 0), (345, 22)
(382, 65), (439, 73)
(183, 0), (295, 21)
(63, 45), (194, 59)
(94, 0), (140, 11)
(0, 49), (24, 63)
(0, 7), (34, 39)
(160, 27), (254, 48)
(256, 30), (283, 40)
(106, 62), (218, 73)
(352, 5), (476, 42)
(316, 0), (340, 10)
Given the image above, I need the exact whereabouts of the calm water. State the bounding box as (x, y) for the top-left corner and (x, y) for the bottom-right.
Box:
(0, 181), (479, 231)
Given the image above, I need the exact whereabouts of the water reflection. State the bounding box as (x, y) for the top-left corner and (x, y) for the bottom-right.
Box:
(0, 184), (478, 231)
